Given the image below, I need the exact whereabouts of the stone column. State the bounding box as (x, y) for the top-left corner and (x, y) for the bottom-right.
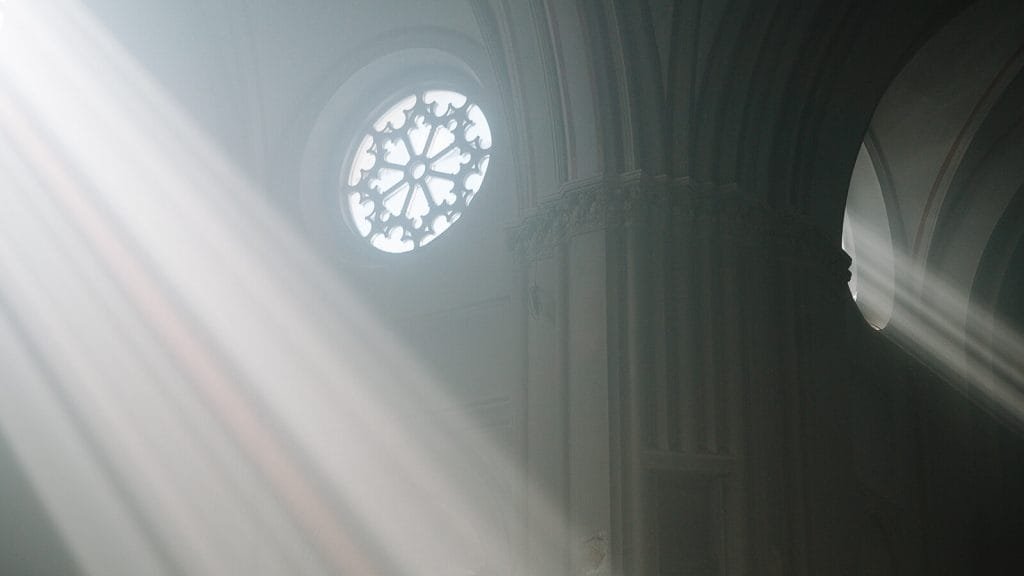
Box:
(509, 173), (853, 576)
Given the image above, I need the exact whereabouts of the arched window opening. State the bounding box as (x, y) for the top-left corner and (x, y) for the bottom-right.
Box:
(843, 143), (896, 329)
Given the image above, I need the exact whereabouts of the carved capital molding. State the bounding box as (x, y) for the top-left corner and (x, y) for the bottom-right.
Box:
(506, 171), (667, 260)
(507, 172), (851, 284)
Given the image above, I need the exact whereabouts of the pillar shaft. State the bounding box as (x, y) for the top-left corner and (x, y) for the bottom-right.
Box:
(510, 173), (852, 575)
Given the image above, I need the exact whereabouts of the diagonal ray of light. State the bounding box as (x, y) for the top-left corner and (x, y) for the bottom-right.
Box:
(0, 2), (570, 576)
(847, 213), (1024, 425)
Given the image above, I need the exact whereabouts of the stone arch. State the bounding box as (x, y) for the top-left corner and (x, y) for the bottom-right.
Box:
(842, 0), (1024, 424)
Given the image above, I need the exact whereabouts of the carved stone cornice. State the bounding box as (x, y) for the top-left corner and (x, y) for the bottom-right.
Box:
(507, 172), (851, 283)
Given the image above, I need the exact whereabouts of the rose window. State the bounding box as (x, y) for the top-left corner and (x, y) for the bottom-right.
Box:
(343, 90), (492, 253)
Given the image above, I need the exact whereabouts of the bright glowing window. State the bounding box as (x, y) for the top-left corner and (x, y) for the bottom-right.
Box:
(342, 89), (492, 254)
(843, 143), (895, 330)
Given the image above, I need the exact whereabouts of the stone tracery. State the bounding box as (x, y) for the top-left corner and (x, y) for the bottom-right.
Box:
(343, 90), (492, 253)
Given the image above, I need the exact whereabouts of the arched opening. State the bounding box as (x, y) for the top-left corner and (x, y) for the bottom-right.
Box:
(846, 0), (1024, 425)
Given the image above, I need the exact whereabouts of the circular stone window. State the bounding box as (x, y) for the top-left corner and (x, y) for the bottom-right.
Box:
(342, 89), (492, 254)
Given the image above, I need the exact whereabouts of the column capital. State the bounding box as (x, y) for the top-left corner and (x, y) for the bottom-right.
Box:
(508, 173), (850, 285)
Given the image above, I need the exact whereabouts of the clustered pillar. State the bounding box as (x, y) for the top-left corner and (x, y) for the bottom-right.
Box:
(511, 173), (855, 575)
